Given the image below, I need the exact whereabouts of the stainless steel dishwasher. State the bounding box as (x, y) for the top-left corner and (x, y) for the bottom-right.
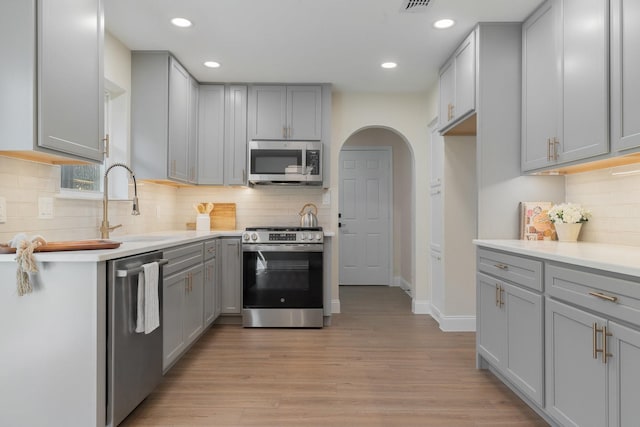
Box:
(106, 251), (167, 427)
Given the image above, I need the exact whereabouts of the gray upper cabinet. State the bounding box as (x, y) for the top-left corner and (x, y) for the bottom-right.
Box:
(0, 0), (104, 162)
(438, 30), (476, 133)
(198, 85), (248, 185)
(132, 51), (198, 183)
(522, 0), (609, 172)
(168, 57), (198, 184)
(249, 85), (322, 140)
(224, 85), (248, 185)
(198, 85), (225, 185)
(611, 0), (640, 152)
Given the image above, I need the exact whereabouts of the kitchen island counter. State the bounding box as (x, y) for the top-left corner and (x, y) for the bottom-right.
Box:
(474, 239), (640, 277)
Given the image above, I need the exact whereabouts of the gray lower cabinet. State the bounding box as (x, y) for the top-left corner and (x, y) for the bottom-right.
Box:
(203, 239), (218, 327)
(219, 238), (242, 314)
(477, 270), (544, 406)
(477, 244), (640, 427)
(611, 0), (640, 152)
(0, 0), (104, 162)
(162, 243), (204, 372)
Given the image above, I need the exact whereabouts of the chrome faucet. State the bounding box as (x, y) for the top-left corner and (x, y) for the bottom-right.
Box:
(100, 163), (140, 239)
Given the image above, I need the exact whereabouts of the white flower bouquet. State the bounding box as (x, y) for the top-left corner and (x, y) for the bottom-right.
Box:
(548, 203), (591, 224)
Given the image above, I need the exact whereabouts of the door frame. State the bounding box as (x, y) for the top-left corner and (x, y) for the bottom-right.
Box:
(338, 146), (394, 287)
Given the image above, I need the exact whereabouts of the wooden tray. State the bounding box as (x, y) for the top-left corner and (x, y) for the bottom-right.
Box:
(0, 239), (121, 254)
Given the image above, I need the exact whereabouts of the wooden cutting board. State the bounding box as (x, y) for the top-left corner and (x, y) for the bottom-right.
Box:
(208, 203), (236, 230)
(0, 239), (121, 254)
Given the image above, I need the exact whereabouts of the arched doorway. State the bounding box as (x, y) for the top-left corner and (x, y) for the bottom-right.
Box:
(337, 126), (415, 310)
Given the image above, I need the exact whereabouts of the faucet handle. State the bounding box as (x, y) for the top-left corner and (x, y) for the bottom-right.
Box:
(109, 224), (123, 232)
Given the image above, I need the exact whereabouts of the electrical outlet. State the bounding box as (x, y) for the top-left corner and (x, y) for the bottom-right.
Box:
(0, 197), (7, 223)
(38, 197), (54, 219)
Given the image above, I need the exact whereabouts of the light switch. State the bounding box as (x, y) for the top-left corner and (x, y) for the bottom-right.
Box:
(38, 197), (54, 219)
(0, 197), (6, 223)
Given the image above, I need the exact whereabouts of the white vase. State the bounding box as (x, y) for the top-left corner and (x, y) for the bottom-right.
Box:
(554, 223), (582, 242)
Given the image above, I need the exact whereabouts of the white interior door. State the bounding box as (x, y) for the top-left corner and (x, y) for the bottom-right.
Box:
(339, 148), (391, 285)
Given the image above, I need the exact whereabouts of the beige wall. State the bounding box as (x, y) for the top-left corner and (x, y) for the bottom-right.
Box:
(342, 127), (413, 289)
(330, 90), (436, 312)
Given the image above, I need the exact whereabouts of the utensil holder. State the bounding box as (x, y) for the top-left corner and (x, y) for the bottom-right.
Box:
(196, 214), (210, 231)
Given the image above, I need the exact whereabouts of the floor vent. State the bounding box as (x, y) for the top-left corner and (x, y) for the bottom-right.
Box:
(400, 0), (432, 13)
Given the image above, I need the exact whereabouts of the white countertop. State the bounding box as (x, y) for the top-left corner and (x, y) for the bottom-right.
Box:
(474, 239), (640, 277)
(0, 229), (336, 263)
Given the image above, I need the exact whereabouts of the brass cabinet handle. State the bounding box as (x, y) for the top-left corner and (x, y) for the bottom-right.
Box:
(602, 325), (613, 364)
(495, 284), (500, 306)
(593, 323), (614, 363)
(553, 137), (559, 161)
(589, 291), (618, 303)
(547, 138), (551, 161)
(494, 263), (509, 270)
(499, 285), (505, 307)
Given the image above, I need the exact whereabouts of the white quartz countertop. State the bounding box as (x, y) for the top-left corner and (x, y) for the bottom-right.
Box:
(474, 239), (640, 278)
(0, 229), (336, 263)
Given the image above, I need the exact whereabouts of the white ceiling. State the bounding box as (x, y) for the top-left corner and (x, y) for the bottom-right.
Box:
(105, 0), (544, 93)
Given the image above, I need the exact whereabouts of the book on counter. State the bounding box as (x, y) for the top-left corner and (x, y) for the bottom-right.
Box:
(519, 202), (555, 241)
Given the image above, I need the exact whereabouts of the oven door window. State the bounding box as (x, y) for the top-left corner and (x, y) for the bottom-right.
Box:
(243, 251), (322, 308)
(250, 149), (302, 174)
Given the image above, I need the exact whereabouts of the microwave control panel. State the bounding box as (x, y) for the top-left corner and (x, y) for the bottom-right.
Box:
(306, 150), (321, 175)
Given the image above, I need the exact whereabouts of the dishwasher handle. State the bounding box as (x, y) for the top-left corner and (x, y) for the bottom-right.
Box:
(116, 258), (169, 278)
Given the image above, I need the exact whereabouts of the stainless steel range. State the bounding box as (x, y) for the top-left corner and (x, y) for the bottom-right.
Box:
(242, 226), (323, 328)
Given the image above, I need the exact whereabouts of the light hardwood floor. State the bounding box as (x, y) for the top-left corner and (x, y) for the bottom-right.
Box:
(122, 286), (548, 426)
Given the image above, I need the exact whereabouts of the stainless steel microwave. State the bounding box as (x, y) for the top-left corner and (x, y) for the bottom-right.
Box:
(248, 140), (322, 185)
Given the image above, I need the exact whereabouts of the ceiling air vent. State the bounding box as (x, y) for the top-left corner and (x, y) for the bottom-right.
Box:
(400, 0), (432, 13)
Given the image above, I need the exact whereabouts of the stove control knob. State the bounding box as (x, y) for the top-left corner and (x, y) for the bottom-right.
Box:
(243, 233), (250, 242)
(315, 233), (323, 241)
(251, 233), (258, 241)
(300, 233), (307, 241)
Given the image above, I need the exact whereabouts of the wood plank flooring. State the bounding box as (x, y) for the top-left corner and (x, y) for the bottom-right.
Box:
(122, 286), (548, 426)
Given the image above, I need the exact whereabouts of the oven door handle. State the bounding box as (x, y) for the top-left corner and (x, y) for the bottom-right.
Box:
(242, 244), (324, 253)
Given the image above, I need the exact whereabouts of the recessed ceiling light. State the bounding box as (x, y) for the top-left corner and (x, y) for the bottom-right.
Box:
(204, 61), (221, 68)
(381, 62), (397, 69)
(433, 19), (455, 29)
(171, 17), (192, 28)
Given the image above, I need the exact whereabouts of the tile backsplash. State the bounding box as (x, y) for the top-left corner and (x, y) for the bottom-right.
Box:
(565, 167), (640, 246)
(0, 156), (330, 243)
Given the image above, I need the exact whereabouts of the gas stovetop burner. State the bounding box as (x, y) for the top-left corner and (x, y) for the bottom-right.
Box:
(245, 226), (323, 232)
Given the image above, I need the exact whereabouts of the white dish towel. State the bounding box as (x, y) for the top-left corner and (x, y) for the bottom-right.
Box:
(135, 261), (160, 334)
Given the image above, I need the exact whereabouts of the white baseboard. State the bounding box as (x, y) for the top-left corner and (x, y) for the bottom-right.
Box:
(331, 299), (341, 314)
(393, 276), (412, 297)
(437, 315), (476, 332)
(412, 298), (431, 314)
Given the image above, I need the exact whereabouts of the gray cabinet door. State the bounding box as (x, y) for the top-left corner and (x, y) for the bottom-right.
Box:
(37, 0), (103, 162)
(183, 264), (204, 346)
(220, 238), (242, 314)
(163, 272), (187, 371)
(477, 273), (505, 367)
(438, 59), (455, 130)
(559, 0), (609, 164)
(503, 283), (544, 406)
(203, 258), (216, 327)
(546, 299), (608, 427)
(225, 85), (248, 185)
(198, 85), (225, 185)
(608, 321), (640, 427)
(454, 31), (476, 122)
(522, 1), (559, 171)
(287, 86), (322, 140)
(249, 85), (287, 140)
(611, 0), (640, 152)
(187, 78), (199, 183)
(168, 57), (191, 182)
